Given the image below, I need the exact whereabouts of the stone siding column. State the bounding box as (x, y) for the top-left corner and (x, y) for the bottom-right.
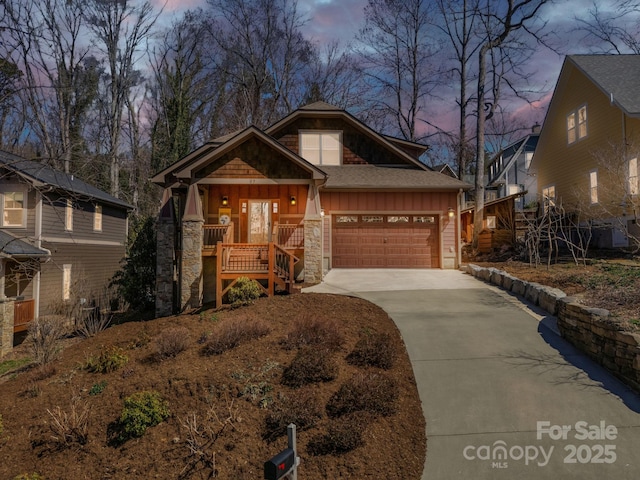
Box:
(155, 218), (175, 318)
(303, 217), (323, 284)
(180, 219), (204, 311)
(0, 299), (15, 357)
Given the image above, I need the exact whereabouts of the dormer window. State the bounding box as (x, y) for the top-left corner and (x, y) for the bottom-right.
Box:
(299, 131), (342, 165)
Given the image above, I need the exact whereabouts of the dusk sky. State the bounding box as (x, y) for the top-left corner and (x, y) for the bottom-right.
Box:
(148, 0), (626, 140)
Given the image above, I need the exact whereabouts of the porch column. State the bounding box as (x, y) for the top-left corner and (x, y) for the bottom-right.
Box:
(303, 183), (323, 284)
(156, 188), (176, 318)
(0, 298), (15, 357)
(180, 184), (204, 311)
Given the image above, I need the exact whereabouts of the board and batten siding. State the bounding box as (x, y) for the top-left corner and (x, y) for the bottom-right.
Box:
(534, 62), (640, 214)
(38, 242), (125, 315)
(319, 191), (459, 269)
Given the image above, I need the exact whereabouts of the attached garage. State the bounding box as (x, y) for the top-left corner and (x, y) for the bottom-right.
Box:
(332, 213), (440, 268)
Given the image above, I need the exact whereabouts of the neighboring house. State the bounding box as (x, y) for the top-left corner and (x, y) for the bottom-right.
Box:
(0, 150), (132, 355)
(487, 127), (539, 211)
(432, 164), (459, 179)
(152, 101), (471, 315)
(532, 54), (640, 248)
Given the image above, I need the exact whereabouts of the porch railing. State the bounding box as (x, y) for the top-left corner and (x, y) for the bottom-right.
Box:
(13, 298), (35, 333)
(203, 223), (234, 251)
(274, 222), (304, 250)
(216, 242), (298, 306)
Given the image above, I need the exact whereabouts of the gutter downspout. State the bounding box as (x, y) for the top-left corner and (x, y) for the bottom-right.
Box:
(34, 190), (43, 319)
(457, 188), (463, 268)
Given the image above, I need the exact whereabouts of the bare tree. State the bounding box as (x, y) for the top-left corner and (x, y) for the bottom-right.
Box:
(83, 0), (159, 198)
(205, 0), (314, 130)
(356, 0), (439, 141)
(576, 1), (640, 54)
(473, 0), (550, 248)
(1, 0), (95, 172)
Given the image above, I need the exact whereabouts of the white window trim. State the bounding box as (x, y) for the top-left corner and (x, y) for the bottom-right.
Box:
(567, 105), (587, 144)
(589, 169), (598, 205)
(299, 130), (343, 165)
(542, 185), (556, 213)
(62, 264), (71, 301)
(1, 188), (27, 228)
(629, 157), (639, 196)
(65, 198), (73, 231)
(94, 204), (103, 232)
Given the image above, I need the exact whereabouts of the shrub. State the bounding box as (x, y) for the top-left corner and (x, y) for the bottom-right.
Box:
(111, 216), (156, 312)
(76, 304), (113, 338)
(154, 326), (191, 359)
(47, 397), (90, 446)
(307, 413), (368, 456)
(14, 474), (44, 480)
(119, 391), (170, 440)
(28, 316), (67, 365)
(89, 381), (108, 396)
(202, 317), (270, 355)
(85, 345), (128, 373)
(346, 332), (396, 370)
(227, 277), (262, 306)
(281, 347), (337, 387)
(326, 372), (398, 418)
(281, 314), (343, 351)
(263, 390), (322, 442)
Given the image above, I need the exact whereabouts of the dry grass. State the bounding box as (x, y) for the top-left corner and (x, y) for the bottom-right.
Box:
(47, 397), (90, 446)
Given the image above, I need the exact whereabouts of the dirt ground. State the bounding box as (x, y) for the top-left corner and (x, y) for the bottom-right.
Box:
(476, 259), (640, 328)
(0, 293), (426, 480)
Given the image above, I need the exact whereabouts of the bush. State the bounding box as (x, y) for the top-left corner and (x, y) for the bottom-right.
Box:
(85, 345), (128, 373)
(47, 397), (90, 446)
(111, 216), (156, 312)
(281, 313), (344, 351)
(28, 316), (67, 365)
(281, 347), (337, 387)
(119, 391), (170, 440)
(202, 317), (270, 355)
(14, 474), (44, 480)
(154, 326), (191, 359)
(263, 390), (322, 442)
(326, 372), (398, 418)
(307, 413), (368, 456)
(227, 277), (262, 306)
(346, 332), (396, 369)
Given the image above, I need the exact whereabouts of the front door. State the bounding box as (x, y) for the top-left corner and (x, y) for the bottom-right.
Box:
(248, 200), (271, 243)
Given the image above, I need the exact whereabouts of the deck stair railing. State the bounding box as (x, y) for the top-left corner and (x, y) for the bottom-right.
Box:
(13, 298), (35, 333)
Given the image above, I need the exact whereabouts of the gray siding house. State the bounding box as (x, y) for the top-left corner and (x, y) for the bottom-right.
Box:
(0, 150), (131, 354)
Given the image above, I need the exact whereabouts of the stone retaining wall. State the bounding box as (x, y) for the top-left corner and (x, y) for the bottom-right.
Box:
(465, 264), (640, 392)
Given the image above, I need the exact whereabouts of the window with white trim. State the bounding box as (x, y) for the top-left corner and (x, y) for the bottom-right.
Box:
(629, 157), (638, 196)
(65, 199), (73, 231)
(94, 204), (103, 232)
(62, 264), (71, 301)
(2, 190), (26, 227)
(567, 105), (587, 144)
(589, 170), (598, 204)
(299, 131), (342, 165)
(542, 185), (556, 213)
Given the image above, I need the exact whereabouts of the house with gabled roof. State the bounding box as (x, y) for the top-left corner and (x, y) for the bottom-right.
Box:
(532, 55), (640, 249)
(152, 102), (471, 315)
(0, 150), (132, 356)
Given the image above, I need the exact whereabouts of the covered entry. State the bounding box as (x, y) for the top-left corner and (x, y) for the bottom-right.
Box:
(332, 213), (439, 268)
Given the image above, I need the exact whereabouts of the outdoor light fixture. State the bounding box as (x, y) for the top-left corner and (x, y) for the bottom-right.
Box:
(290, 195), (296, 206)
(221, 196), (228, 206)
(448, 207), (455, 218)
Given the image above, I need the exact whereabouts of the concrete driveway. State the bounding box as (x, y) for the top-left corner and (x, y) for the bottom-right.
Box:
(304, 269), (640, 479)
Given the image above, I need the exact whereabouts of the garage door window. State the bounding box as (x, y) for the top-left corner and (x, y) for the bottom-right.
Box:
(362, 215), (383, 223)
(388, 216), (409, 223)
(336, 215), (358, 223)
(414, 216), (435, 223)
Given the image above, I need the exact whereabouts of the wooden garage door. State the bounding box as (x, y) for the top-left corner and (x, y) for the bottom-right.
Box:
(332, 214), (439, 268)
